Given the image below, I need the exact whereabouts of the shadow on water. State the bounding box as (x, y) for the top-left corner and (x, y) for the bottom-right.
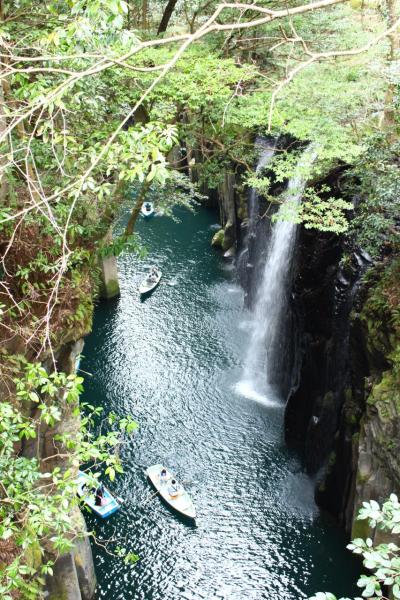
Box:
(80, 204), (361, 600)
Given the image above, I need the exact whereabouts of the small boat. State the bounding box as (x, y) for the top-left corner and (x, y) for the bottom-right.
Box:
(76, 470), (121, 518)
(141, 202), (155, 217)
(139, 267), (162, 296)
(146, 464), (196, 520)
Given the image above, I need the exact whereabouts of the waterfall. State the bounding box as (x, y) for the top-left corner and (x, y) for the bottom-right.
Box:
(237, 138), (276, 300)
(236, 147), (317, 404)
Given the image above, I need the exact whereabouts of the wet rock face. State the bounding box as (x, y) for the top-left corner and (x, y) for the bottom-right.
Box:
(291, 247), (400, 532)
(284, 226), (362, 475)
(342, 259), (400, 532)
(46, 509), (96, 600)
(212, 169), (246, 253)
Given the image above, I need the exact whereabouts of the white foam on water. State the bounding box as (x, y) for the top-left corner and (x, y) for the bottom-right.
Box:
(234, 379), (281, 408)
(209, 223), (222, 230)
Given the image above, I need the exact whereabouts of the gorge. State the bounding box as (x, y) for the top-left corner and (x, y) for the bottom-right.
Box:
(79, 202), (361, 599)
(1, 1), (400, 599)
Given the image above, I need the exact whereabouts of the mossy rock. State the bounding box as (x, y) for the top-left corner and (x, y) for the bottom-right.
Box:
(102, 277), (120, 299)
(211, 229), (225, 248)
(24, 539), (42, 570)
(367, 369), (400, 418)
(222, 220), (236, 251)
(351, 516), (371, 540)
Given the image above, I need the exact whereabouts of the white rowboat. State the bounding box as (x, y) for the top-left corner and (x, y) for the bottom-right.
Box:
(146, 464), (196, 520)
(139, 267), (162, 296)
(76, 470), (120, 519)
(141, 202), (155, 217)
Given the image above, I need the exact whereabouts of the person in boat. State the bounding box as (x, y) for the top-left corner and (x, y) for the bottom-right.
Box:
(148, 267), (158, 282)
(95, 483), (105, 506)
(159, 468), (169, 484)
(168, 479), (180, 498)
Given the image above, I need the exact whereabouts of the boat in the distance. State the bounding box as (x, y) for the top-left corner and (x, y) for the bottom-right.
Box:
(76, 470), (121, 518)
(139, 266), (162, 296)
(141, 202), (155, 217)
(146, 464), (196, 520)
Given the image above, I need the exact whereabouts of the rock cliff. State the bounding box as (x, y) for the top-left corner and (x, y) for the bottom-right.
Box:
(286, 228), (400, 533)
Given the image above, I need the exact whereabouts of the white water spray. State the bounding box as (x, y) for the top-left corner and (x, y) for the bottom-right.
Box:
(236, 148), (317, 404)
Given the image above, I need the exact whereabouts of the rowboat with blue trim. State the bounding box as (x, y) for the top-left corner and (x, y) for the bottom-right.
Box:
(76, 470), (120, 518)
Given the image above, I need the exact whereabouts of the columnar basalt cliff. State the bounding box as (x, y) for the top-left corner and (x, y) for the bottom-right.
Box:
(42, 339), (97, 600)
(210, 168), (247, 257)
(316, 257), (400, 534)
(284, 228), (367, 474)
(285, 222), (400, 532)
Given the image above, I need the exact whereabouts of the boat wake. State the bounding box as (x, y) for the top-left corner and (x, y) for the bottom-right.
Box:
(167, 277), (179, 286)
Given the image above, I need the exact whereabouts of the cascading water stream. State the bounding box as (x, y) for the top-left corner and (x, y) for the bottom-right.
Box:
(248, 139), (276, 228)
(237, 147), (317, 404)
(237, 138), (276, 295)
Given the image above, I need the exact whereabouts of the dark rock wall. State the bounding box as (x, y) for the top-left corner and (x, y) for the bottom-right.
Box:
(208, 167), (247, 255)
(285, 225), (369, 473)
(318, 258), (400, 534)
(286, 226), (400, 532)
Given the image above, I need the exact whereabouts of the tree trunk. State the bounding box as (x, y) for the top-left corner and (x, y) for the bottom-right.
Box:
(124, 175), (152, 237)
(0, 0), (8, 202)
(0, 80), (8, 203)
(142, 0), (148, 30)
(381, 0), (399, 133)
(157, 0), (179, 34)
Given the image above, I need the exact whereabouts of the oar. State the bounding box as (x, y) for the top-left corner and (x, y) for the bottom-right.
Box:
(78, 368), (93, 377)
(141, 489), (159, 506)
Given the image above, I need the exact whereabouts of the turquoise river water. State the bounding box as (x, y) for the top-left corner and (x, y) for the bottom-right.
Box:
(80, 205), (361, 600)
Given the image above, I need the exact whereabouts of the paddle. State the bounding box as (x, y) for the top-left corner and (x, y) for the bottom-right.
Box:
(77, 368), (93, 377)
(141, 489), (159, 506)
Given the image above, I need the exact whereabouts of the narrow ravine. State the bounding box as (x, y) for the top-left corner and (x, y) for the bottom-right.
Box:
(81, 203), (360, 600)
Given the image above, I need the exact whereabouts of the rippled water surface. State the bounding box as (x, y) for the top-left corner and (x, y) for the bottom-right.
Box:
(81, 205), (360, 600)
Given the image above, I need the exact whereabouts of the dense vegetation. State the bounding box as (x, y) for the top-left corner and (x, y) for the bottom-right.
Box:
(0, 0), (399, 597)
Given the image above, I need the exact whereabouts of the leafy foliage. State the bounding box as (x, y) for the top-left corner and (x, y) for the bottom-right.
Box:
(310, 496), (400, 600)
(0, 361), (137, 598)
(349, 136), (400, 257)
(1, 0), (399, 597)
(277, 186), (353, 234)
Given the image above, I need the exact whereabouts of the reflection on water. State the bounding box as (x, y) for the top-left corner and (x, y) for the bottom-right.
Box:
(80, 205), (360, 600)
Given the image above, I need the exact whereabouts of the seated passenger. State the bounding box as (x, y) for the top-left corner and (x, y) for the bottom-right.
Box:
(159, 468), (169, 484)
(95, 483), (105, 506)
(168, 479), (180, 498)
